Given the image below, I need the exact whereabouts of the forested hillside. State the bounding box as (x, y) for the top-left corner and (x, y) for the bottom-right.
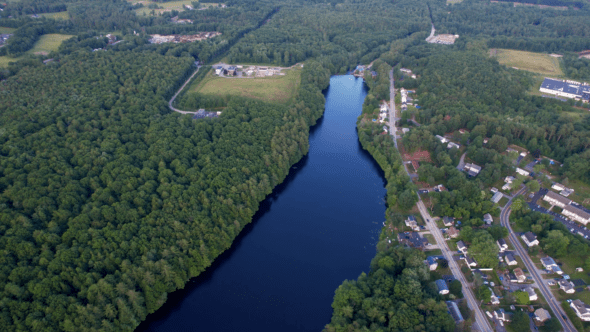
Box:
(0, 49), (330, 330)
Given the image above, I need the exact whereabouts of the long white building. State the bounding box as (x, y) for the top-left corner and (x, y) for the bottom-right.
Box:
(539, 78), (590, 101)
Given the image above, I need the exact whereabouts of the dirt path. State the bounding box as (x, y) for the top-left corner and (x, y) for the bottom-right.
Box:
(168, 65), (201, 114)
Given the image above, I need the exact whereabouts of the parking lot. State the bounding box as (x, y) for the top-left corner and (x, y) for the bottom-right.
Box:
(529, 188), (590, 239)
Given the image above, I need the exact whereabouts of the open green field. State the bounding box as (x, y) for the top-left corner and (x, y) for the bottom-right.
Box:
(0, 56), (18, 68)
(494, 49), (564, 76)
(40, 11), (69, 20)
(0, 27), (16, 34)
(28, 34), (74, 55)
(131, 0), (194, 15)
(189, 68), (301, 103)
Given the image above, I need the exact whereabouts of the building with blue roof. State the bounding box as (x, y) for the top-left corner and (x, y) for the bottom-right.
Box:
(426, 256), (438, 271)
(435, 279), (449, 294)
(540, 78), (590, 100)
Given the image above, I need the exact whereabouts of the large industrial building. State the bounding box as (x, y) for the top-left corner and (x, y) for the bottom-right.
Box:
(539, 78), (590, 101)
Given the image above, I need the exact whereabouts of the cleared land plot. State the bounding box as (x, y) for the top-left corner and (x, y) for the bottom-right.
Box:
(131, 0), (194, 15)
(0, 27), (16, 34)
(189, 68), (301, 103)
(40, 11), (69, 20)
(0, 56), (18, 68)
(29, 34), (74, 55)
(494, 49), (564, 76)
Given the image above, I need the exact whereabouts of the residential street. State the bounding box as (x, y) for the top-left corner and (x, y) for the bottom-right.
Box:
(500, 187), (578, 332)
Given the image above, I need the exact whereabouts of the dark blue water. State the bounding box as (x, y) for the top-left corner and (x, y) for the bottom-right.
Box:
(137, 75), (387, 332)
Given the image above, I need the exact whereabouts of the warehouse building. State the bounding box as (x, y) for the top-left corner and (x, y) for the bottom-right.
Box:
(539, 78), (590, 101)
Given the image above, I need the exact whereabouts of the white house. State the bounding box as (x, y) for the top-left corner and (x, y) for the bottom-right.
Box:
(483, 213), (493, 225)
(514, 268), (526, 283)
(516, 167), (530, 177)
(435, 135), (448, 144)
(504, 176), (515, 183)
(497, 238), (508, 252)
(502, 183), (512, 191)
(534, 308), (551, 322)
(562, 205), (590, 225)
(505, 253), (517, 266)
(494, 309), (510, 322)
(491, 192), (504, 204)
(521, 232), (539, 247)
(463, 163), (481, 177)
(447, 142), (460, 149)
(541, 256), (563, 275)
(571, 300), (590, 321)
(443, 216), (454, 227)
(426, 256), (438, 271)
(543, 191), (572, 208)
(525, 287), (538, 301)
(490, 288), (500, 305)
(464, 255), (477, 267)
(552, 183), (566, 191)
(457, 240), (468, 254)
(559, 279), (575, 294)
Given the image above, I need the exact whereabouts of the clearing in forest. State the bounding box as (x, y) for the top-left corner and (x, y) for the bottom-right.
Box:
(494, 49), (564, 76)
(29, 34), (74, 55)
(131, 0), (195, 15)
(189, 67), (301, 103)
(40, 11), (69, 20)
(0, 27), (16, 34)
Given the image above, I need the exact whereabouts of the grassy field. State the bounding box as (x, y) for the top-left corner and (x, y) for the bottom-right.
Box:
(190, 68), (301, 103)
(132, 0), (194, 15)
(0, 56), (19, 68)
(494, 49), (564, 77)
(40, 11), (69, 20)
(28, 34), (74, 55)
(0, 27), (16, 34)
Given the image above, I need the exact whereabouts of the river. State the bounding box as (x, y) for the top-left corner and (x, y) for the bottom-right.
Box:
(137, 75), (387, 332)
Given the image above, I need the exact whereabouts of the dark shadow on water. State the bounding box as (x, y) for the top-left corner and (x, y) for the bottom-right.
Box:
(136, 148), (312, 332)
(355, 136), (386, 186)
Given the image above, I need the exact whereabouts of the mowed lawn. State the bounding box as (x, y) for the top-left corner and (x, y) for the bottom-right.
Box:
(495, 49), (564, 76)
(40, 11), (70, 20)
(131, 0), (194, 15)
(29, 34), (74, 55)
(191, 68), (301, 103)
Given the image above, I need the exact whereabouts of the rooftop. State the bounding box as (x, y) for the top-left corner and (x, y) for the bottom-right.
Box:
(541, 77), (590, 99)
(563, 204), (590, 219)
(523, 231), (537, 243)
(544, 190), (572, 206)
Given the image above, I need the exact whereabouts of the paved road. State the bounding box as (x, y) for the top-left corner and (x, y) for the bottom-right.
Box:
(168, 65), (201, 114)
(418, 200), (493, 332)
(388, 69), (399, 149)
(456, 152), (466, 171)
(501, 187), (577, 332)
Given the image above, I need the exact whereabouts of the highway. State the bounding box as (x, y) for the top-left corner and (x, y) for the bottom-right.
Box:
(500, 187), (577, 332)
(386, 69), (492, 332)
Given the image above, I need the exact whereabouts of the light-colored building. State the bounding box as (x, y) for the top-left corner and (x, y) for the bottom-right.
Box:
(539, 78), (590, 101)
(562, 205), (590, 225)
(497, 238), (508, 252)
(534, 308), (551, 322)
(483, 213), (493, 225)
(447, 142), (460, 149)
(541, 256), (563, 275)
(514, 268), (526, 283)
(543, 190), (572, 208)
(447, 226), (459, 239)
(464, 255), (477, 267)
(436, 279), (449, 294)
(521, 232), (539, 247)
(443, 216), (454, 227)
(505, 176), (515, 183)
(491, 191), (503, 204)
(552, 183), (566, 191)
(516, 168), (530, 176)
(405, 215), (419, 231)
(435, 135), (448, 144)
(571, 300), (590, 321)
(505, 253), (517, 266)
(525, 287), (538, 301)
(426, 256), (438, 271)
(494, 309), (510, 322)
(457, 240), (467, 254)
(463, 163), (481, 177)
(559, 279), (575, 294)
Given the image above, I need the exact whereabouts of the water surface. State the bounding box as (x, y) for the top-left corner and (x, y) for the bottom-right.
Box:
(138, 75), (386, 332)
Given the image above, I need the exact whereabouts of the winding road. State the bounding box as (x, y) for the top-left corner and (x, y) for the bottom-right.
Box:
(168, 65), (202, 114)
(500, 186), (577, 332)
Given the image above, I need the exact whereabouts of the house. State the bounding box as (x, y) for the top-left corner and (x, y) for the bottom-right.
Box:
(562, 205), (590, 225)
(547, 280), (556, 286)
(491, 192), (503, 204)
(514, 268), (526, 283)
(446, 301), (464, 322)
(447, 226), (459, 239)
(464, 255), (477, 267)
(559, 279), (575, 294)
(571, 300), (590, 321)
(426, 256), (438, 271)
(463, 163), (481, 177)
(561, 188), (575, 197)
(397, 232), (428, 249)
(516, 167), (530, 177)
(447, 142), (460, 149)
(525, 287), (538, 301)
(405, 215), (420, 231)
(383, 126), (389, 133)
(534, 308), (551, 322)
(509, 272), (519, 283)
(552, 183), (566, 191)
(502, 183), (512, 191)
(483, 213), (493, 225)
(543, 190), (572, 208)
(435, 135), (448, 144)
(436, 279), (449, 294)
(457, 240), (467, 254)
(494, 309), (510, 322)
(577, 267), (584, 272)
(402, 128), (410, 134)
(541, 256), (563, 274)
(442, 216), (454, 227)
(490, 187), (498, 193)
(505, 253), (517, 266)
(214, 66), (223, 75)
(226, 66), (237, 76)
(490, 293), (500, 305)
(497, 238), (508, 252)
(504, 176), (515, 183)
(521, 232), (539, 247)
